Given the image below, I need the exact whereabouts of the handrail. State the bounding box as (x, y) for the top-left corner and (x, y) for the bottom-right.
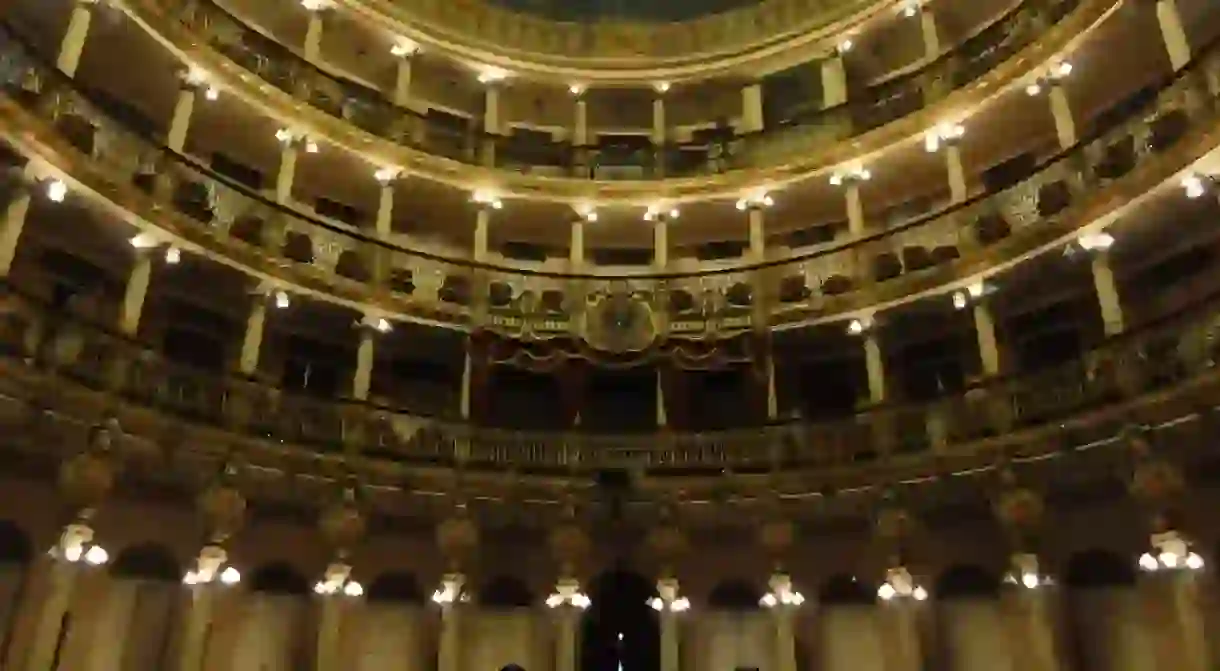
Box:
(180, 0), (1071, 180)
(6, 19), (1218, 293)
(0, 271), (1218, 469)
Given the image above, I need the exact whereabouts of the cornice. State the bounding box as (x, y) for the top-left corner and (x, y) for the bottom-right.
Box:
(123, 0), (1117, 204)
(330, 0), (886, 82)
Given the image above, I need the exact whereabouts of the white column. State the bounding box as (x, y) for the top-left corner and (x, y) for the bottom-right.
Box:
(1156, 0), (1191, 71)
(845, 184), (866, 235)
(460, 352), (473, 420)
(393, 55), (414, 107)
(57, 0), (94, 77)
(774, 608), (797, 671)
(656, 369), (668, 428)
(821, 56), (848, 108)
(878, 603), (922, 671)
(556, 610), (578, 671)
(653, 217), (669, 269)
(176, 587), (216, 671)
(17, 560), (78, 671)
(652, 95), (667, 146)
(945, 144), (967, 203)
(573, 97), (589, 147)
(864, 331), (886, 403)
(120, 251), (153, 336)
(1091, 253), (1124, 336)
(919, 8), (941, 57)
(351, 325), (375, 401)
(484, 86), (501, 135)
(748, 206), (765, 260)
(275, 141), (299, 204)
(239, 297), (267, 375)
(657, 578), (681, 671)
(1002, 564), (1065, 671)
(741, 83), (764, 133)
(167, 84), (198, 153)
(303, 9), (326, 63)
(570, 220), (585, 268)
(973, 302), (1001, 376)
(1049, 85), (1076, 149)
(315, 595), (345, 671)
(375, 181), (395, 237)
(438, 599), (463, 671)
(0, 182), (32, 277)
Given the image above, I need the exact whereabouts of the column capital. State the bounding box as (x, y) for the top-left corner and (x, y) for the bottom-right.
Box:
(829, 165), (871, 187)
(301, 0), (334, 13)
(644, 205), (679, 223)
(471, 190), (504, 212)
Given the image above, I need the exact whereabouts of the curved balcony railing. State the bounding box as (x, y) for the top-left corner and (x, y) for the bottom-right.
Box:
(164, 0), (1074, 180)
(0, 277), (1217, 477)
(3, 23), (1218, 335)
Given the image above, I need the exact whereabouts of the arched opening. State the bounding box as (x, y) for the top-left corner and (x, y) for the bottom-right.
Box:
(934, 564), (1000, 600)
(109, 543), (181, 582)
(582, 569), (659, 671)
(707, 579), (763, 610)
(500, 665), (526, 671)
(818, 573), (874, 605)
(1063, 549), (1136, 589)
(248, 562), (311, 595)
(479, 575), (534, 608)
(0, 520), (32, 565)
(367, 571), (425, 604)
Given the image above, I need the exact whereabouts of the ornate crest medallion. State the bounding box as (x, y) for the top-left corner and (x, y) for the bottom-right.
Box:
(580, 287), (659, 353)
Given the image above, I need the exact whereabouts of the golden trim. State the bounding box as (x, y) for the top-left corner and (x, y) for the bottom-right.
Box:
(123, 0), (1118, 204)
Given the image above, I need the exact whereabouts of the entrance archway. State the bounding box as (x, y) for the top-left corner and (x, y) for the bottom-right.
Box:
(582, 569), (659, 671)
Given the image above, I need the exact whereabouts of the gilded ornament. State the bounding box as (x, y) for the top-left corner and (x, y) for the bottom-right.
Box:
(319, 498), (366, 555)
(57, 449), (114, 515)
(197, 480), (246, 544)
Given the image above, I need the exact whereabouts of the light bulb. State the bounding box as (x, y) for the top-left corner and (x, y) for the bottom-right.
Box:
(877, 583), (896, 600)
(913, 586), (928, 601)
(1186, 553), (1205, 570)
(1139, 553), (1159, 571)
(343, 581), (364, 597)
(1021, 573), (1039, 589)
(46, 179), (67, 203)
(165, 247), (181, 264)
(83, 545), (109, 566)
(220, 566), (241, 585)
(274, 290), (290, 309)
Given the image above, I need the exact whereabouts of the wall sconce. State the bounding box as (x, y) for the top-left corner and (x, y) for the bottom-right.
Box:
(274, 290), (291, 309)
(1025, 61), (1073, 96)
(164, 246), (182, 264)
(760, 573), (806, 608)
(846, 316), (872, 335)
(477, 66), (509, 84)
(314, 563), (364, 597)
(924, 122), (965, 153)
(546, 578), (592, 609)
(951, 281), (987, 309)
(1139, 531), (1205, 572)
(877, 566), (928, 601)
(647, 595), (691, 612)
(829, 166), (871, 186)
(183, 545), (241, 586)
(1002, 553), (1054, 589)
(1077, 231), (1115, 252)
(569, 83), (587, 96)
(390, 38), (419, 57)
(576, 204), (598, 222)
(736, 191), (775, 210)
(654, 81), (671, 94)
(901, 0), (922, 17)
(472, 190), (503, 209)
(45, 179), (68, 203)
(644, 205), (680, 222)
(837, 38), (854, 54)
(431, 575), (470, 605)
(374, 166), (401, 185)
(1182, 173), (1212, 199)
(51, 523), (108, 566)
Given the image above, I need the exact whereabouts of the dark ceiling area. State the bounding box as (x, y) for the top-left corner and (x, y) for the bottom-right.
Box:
(486, 0), (763, 22)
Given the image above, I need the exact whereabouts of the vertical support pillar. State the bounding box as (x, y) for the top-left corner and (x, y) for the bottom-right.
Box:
(57, 0), (94, 77)
(303, 8), (326, 63)
(1091, 253), (1125, 336)
(1139, 570), (1211, 671)
(392, 54), (414, 107)
(919, 8), (941, 56)
(864, 331), (886, 403)
(1002, 580), (1065, 671)
(774, 607), (797, 671)
(656, 369), (668, 428)
(275, 141), (299, 205)
(555, 609), (578, 671)
(175, 587), (217, 671)
(460, 352), (473, 420)
(168, 82), (199, 154)
(570, 219), (585, 269)
(239, 296), (267, 376)
(120, 251), (153, 336)
(821, 55), (848, 108)
(351, 323), (375, 401)
(437, 578), (464, 671)
(1049, 85), (1076, 149)
(0, 181), (33, 277)
(12, 560), (78, 671)
(482, 85), (501, 168)
(573, 95), (589, 147)
(1156, 0), (1191, 71)
(944, 144), (968, 203)
(973, 302), (1001, 376)
(373, 174), (397, 284)
(651, 94), (667, 146)
(315, 593), (349, 671)
(845, 183), (866, 235)
(741, 83), (764, 134)
(878, 603), (922, 671)
(653, 215), (669, 270)
(657, 578), (681, 671)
